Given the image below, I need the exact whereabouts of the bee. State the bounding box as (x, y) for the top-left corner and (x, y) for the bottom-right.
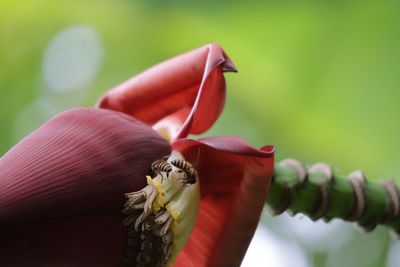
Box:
(170, 159), (197, 185)
(151, 159), (172, 178)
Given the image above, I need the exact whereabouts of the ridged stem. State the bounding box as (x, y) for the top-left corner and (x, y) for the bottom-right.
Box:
(266, 159), (400, 236)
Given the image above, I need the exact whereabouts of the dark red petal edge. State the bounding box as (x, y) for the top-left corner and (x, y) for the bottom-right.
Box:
(172, 136), (274, 158)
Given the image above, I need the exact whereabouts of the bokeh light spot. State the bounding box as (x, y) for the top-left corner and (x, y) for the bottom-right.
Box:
(386, 240), (400, 267)
(43, 25), (103, 92)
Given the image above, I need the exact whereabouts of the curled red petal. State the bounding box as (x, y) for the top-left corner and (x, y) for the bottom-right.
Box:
(171, 137), (274, 267)
(97, 44), (237, 139)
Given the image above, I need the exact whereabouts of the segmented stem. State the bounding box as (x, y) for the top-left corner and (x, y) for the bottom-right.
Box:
(266, 159), (400, 236)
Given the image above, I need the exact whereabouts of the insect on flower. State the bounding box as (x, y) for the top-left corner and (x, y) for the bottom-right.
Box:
(170, 159), (198, 185)
(0, 44), (275, 267)
(151, 158), (173, 179)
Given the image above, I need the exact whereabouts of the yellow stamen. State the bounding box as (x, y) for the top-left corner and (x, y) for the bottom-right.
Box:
(122, 151), (200, 266)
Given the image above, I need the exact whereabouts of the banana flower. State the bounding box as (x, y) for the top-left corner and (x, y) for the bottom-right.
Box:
(0, 44), (274, 267)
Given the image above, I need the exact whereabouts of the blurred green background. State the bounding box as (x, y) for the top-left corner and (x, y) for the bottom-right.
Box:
(1, 0), (400, 266)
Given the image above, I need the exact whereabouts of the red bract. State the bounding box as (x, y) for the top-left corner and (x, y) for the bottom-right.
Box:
(0, 108), (171, 266)
(0, 44), (274, 267)
(171, 138), (273, 267)
(97, 44), (237, 140)
(98, 44), (275, 266)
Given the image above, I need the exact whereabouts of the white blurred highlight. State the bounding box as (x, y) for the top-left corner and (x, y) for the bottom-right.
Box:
(386, 240), (400, 267)
(242, 224), (311, 267)
(14, 25), (103, 143)
(43, 25), (102, 92)
(281, 213), (354, 252)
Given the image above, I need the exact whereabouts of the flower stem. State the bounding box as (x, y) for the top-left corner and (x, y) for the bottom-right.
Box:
(266, 159), (400, 236)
